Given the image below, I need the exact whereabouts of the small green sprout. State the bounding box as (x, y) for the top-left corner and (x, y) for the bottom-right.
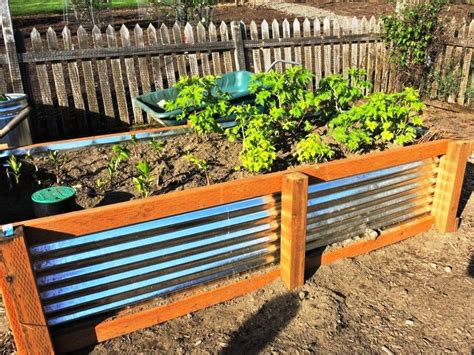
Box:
(25, 150), (38, 172)
(108, 144), (130, 186)
(48, 150), (63, 184)
(183, 153), (210, 185)
(6, 155), (22, 186)
(133, 160), (154, 198)
(149, 139), (165, 156)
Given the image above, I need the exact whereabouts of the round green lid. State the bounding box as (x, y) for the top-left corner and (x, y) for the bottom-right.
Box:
(31, 186), (76, 204)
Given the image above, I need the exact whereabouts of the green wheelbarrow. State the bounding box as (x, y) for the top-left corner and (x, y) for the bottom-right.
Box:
(134, 70), (254, 127)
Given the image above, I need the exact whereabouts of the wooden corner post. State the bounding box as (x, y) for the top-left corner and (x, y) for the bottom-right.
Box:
(0, 227), (54, 354)
(281, 172), (308, 290)
(432, 140), (472, 233)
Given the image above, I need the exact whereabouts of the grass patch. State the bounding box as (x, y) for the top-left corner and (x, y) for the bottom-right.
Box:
(10, 0), (139, 16)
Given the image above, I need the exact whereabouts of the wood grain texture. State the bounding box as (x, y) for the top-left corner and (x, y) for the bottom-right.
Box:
(281, 173), (308, 289)
(0, 228), (55, 354)
(431, 140), (472, 233)
(53, 269), (281, 352)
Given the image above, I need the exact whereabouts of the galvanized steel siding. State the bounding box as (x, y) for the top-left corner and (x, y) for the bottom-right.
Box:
(29, 195), (281, 326)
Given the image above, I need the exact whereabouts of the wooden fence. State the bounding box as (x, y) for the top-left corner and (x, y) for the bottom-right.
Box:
(1, 1), (473, 142)
(0, 139), (471, 353)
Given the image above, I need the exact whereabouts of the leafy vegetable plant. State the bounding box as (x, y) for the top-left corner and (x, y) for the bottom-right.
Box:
(6, 155), (22, 186)
(149, 139), (165, 156)
(133, 161), (154, 198)
(107, 144), (130, 186)
(183, 153), (211, 185)
(166, 76), (230, 136)
(329, 88), (424, 152)
(48, 150), (63, 184)
(295, 134), (335, 163)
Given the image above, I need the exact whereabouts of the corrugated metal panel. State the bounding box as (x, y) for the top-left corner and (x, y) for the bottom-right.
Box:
(306, 158), (439, 251)
(29, 195), (281, 327)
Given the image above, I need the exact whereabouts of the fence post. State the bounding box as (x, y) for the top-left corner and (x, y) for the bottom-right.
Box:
(0, 227), (54, 353)
(231, 20), (247, 71)
(280, 172), (308, 290)
(432, 140), (472, 233)
(1, 0), (24, 92)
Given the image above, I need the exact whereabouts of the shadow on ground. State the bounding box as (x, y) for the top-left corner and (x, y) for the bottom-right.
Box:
(222, 292), (301, 354)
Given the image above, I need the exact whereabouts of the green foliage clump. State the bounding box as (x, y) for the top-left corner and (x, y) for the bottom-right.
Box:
(295, 134), (335, 163)
(166, 76), (230, 137)
(329, 88), (424, 152)
(183, 153), (211, 185)
(6, 155), (22, 186)
(133, 161), (154, 198)
(315, 68), (372, 119)
(382, 0), (445, 88)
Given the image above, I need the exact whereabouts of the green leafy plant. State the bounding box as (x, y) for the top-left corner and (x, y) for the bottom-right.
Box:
(48, 150), (63, 184)
(295, 134), (335, 163)
(183, 153), (211, 185)
(133, 160), (154, 198)
(382, 0), (445, 88)
(107, 144), (130, 186)
(25, 151), (38, 173)
(314, 68), (372, 120)
(329, 87), (425, 152)
(166, 76), (230, 137)
(6, 155), (22, 186)
(149, 139), (165, 156)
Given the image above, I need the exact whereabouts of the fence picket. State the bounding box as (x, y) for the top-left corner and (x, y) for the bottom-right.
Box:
(47, 27), (72, 134)
(106, 25), (129, 125)
(197, 22), (211, 76)
(313, 19), (322, 87)
(293, 19), (302, 67)
(322, 17), (331, 76)
(160, 24), (177, 87)
(303, 18), (313, 90)
(458, 20), (474, 105)
(333, 19), (341, 74)
(135, 24), (151, 95)
(31, 28), (58, 137)
(172, 23), (188, 79)
(120, 25), (143, 125)
(250, 21), (262, 73)
(220, 22), (234, 73)
(272, 19), (283, 72)
(261, 20), (272, 72)
(209, 22), (222, 75)
(448, 23), (464, 103)
(366, 16), (377, 92)
(351, 17), (359, 69)
(78, 26), (101, 130)
(147, 24), (164, 91)
(283, 19), (292, 70)
(185, 23), (200, 77)
(342, 17), (351, 78)
(63, 26), (88, 132)
(373, 20), (383, 93)
(359, 17), (369, 91)
(379, 20), (390, 92)
(92, 26), (115, 126)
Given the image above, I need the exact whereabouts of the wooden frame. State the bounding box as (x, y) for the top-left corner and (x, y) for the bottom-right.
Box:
(1, 139), (471, 354)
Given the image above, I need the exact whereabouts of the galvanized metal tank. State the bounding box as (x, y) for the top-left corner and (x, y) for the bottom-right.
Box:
(0, 93), (32, 147)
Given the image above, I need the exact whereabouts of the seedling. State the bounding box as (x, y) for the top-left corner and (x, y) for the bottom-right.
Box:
(48, 150), (63, 184)
(149, 139), (165, 156)
(129, 133), (139, 158)
(133, 160), (154, 198)
(6, 155), (22, 186)
(183, 153), (210, 185)
(25, 151), (39, 172)
(108, 144), (131, 185)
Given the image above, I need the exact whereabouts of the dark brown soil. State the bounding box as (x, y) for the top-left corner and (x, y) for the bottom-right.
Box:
(0, 133), (253, 224)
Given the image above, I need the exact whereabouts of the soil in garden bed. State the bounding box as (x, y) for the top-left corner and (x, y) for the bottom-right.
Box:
(0, 133), (254, 224)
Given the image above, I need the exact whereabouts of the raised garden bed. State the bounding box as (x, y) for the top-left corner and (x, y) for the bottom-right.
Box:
(0, 137), (471, 353)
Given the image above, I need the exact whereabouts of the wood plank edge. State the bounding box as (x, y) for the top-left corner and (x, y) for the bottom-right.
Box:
(306, 215), (435, 268)
(53, 268), (281, 353)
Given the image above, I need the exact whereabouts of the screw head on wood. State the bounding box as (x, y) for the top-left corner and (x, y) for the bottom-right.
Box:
(5, 275), (13, 283)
